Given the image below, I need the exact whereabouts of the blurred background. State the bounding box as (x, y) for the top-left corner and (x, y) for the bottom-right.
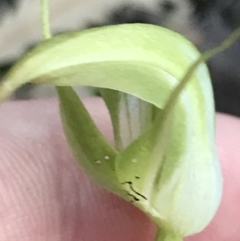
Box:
(0, 0), (240, 116)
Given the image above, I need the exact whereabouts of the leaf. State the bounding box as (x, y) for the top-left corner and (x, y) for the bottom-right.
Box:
(57, 86), (122, 195)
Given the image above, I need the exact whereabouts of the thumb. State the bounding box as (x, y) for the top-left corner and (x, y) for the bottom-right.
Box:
(0, 98), (155, 241)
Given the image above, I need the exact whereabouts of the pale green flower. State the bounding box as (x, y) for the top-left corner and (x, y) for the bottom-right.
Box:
(1, 23), (239, 240)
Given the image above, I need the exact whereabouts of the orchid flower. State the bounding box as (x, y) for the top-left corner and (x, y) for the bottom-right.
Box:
(1, 18), (240, 240)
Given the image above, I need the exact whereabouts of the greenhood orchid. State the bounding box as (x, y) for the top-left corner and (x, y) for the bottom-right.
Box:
(1, 22), (240, 241)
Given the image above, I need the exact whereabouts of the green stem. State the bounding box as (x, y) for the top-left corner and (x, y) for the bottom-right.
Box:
(149, 27), (240, 161)
(40, 0), (51, 39)
(155, 229), (183, 241)
(159, 27), (240, 127)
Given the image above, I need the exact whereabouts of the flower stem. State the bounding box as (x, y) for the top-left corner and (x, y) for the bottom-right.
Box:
(40, 0), (51, 39)
(155, 229), (183, 241)
(159, 27), (240, 128)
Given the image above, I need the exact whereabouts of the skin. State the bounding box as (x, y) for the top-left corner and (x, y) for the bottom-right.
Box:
(0, 97), (239, 241)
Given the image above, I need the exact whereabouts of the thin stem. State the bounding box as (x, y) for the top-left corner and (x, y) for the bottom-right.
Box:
(40, 0), (51, 39)
(155, 229), (183, 241)
(148, 26), (240, 151)
(159, 27), (240, 128)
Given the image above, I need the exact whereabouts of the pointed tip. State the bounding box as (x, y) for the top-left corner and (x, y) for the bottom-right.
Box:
(0, 80), (15, 103)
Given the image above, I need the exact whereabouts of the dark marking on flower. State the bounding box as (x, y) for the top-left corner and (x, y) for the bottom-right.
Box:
(125, 191), (140, 203)
(121, 181), (147, 200)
